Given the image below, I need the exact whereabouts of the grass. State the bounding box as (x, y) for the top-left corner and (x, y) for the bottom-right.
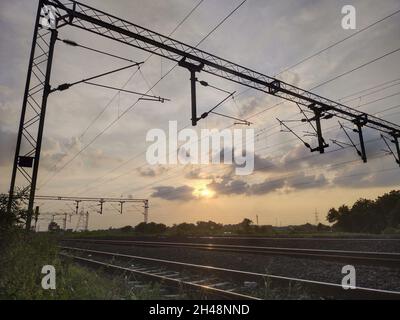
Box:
(0, 230), (162, 300)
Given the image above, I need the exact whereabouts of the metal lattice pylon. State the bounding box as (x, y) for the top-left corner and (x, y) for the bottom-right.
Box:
(7, 0), (59, 229)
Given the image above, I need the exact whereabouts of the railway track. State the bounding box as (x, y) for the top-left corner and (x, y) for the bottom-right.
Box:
(62, 238), (400, 267)
(60, 246), (400, 300)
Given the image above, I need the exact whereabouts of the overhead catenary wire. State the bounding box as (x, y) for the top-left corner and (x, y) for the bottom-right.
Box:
(50, 62), (143, 93)
(71, 0), (206, 139)
(245, 49), (400, 122)
(40, 3), (400, 202)
(310, 47), (400, 91)
(57, 37), (140, 64)
(278, 7), (400, 76)
(110, 77), (400, 198)
(38, 0), (249, 191)
(340, 80), (400, 103)
(218, 7), (400, 119)
(83, 82), (170, 103)
(39, 0), (207, 183)
(73, 75), (400, 196)
(354, 91), (400, 109)
(123, 148), (392, 199)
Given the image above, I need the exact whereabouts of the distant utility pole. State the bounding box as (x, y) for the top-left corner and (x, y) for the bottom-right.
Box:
(63, 213), (67, 230)
(256, 214), (259, 226)
(85, 211), (89, 231)
(314, 209), (319, 225)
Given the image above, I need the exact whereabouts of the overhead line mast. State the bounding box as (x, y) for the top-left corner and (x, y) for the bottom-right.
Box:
(45, 0), (400, 136)
(7, 0), (400, 230)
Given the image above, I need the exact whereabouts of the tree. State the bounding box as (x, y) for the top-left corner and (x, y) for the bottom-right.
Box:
(238, 218), (253, 234)
(48, 221), (61, 232)
(119, 225), (133, 233)
(134, 222), (167, 234)
(0, 190), (27, 231)
(327, 208), (340, 223)
(326, 190), (400, 233)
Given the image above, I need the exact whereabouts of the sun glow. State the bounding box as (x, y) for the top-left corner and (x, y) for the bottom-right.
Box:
(193, 186), (215, 199)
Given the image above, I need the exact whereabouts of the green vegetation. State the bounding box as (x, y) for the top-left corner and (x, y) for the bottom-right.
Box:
(0, 193), (163, 300)
(73, 219), (334, 238)
(0, 230), (163, 300)
(327, 190), (400, 234)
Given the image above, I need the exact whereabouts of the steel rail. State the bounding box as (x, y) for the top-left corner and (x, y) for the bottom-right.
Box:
(59, 250), (261, 300)
(60, 246), (400, 299)
(62, 239), (400, 267)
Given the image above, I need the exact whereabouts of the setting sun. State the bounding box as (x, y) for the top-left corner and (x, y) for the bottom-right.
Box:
(193, 186), (215, 199)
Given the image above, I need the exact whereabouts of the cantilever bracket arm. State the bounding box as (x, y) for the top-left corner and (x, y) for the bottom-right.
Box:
(178, 58), (204, 126)
(393, 134), (400, 166)
(277, 118), (312, 150)
(351, 114), (368, 163)
(382, 134), (400, 166)
(339, 121), (366, 163)
(307, 103), (329, 154)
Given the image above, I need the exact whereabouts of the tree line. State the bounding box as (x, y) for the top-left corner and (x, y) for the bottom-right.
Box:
(327, 190), (400, 234)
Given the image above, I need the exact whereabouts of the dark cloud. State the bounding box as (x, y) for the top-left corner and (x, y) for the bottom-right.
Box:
(253, 154), (276, 172)
(286, 172), (328, 190)
(137, 167), (156, 177)
(250, 178), (285, 195)
(208, 176), (250, 195)
(137, 166), (168, 178)
(151, 185), (195, 201)
(206, 171), (329, 197)
(185, 167), (202, 179)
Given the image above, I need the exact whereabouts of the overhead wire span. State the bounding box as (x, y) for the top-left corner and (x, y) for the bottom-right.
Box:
(353, 91), (400, 109)
(340, 81), (400, 104)
(57, 37), (140, 64)
(83, 82), (170, 103)
(38, 0), (206, 186)
(219, 7), (400, 121)
(310, 47), (400, 91)
(75, 87), (400, 196)
(210, 111), (252, 126)
(38, 0), (246, 191)
(197, 91), (236, 121)
(278, 7), (400, 75)
(50, 62), (143, 93)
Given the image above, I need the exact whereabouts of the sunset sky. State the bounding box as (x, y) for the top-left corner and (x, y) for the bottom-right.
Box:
(1, 0), (400, 230)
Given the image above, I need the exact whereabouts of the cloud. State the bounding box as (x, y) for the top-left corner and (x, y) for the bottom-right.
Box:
(151, 185), (195, 201)
(286, 172), (328, 190)
(253, 154), (277, 172)
(250, 178), (285, 195)
(138, 166), (169, 177)
(208, 176), (250, 195)
(0, 128), (16, 166)
(137, 167), (156, 177)
(185, 167), (202, 179)
(206, 171), (329, 197)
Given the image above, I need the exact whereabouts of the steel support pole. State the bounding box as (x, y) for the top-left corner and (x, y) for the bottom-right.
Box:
(25, 29), (58, 230)
(190, 69), (197, 126)
(144, 200), (149, 223)
(394, 136), (400, 166)
(357, 124), (367, 163)
(7, 0), (43, 215)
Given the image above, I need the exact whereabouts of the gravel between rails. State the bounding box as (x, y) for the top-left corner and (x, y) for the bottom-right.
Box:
(63, 241), (400, 292)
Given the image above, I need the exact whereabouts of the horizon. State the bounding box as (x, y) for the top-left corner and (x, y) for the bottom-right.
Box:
(1, 0), (400, 232)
